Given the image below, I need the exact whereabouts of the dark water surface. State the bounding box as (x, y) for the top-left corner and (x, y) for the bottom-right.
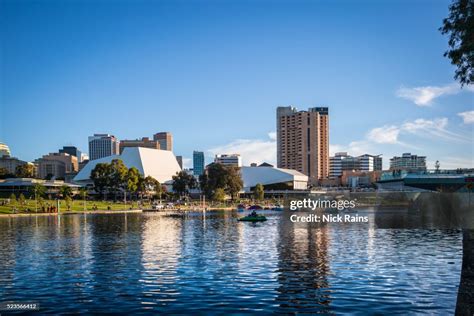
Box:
(0, 209), (462, 314)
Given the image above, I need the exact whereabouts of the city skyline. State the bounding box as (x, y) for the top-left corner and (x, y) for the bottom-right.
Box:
(1, 0), (473, 169)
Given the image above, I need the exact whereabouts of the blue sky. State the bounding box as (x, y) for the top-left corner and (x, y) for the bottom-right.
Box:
(1, 0), (473, 169)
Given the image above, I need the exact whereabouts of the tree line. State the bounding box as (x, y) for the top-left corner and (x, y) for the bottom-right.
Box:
(0, 164), (36, 179)
(90, 159), (162, 201)
(169, 162), (244, 201)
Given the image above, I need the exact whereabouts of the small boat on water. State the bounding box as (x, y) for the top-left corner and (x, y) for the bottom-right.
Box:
(248, 205), (263, 210)
(238, 215), (267, 222)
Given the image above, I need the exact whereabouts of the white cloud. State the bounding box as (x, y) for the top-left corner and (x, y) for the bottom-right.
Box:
(330, 141), (379, 157)
(367, 125), (401, 144)
(396, 83), (472, 106)
(182, 157), (192, 169)
(329, 144), (346, 156)
(331, 117), (468, 164)
(401, 118), (469, 142)
(458, 110), (474, 124)
(207, 133), (276, 166)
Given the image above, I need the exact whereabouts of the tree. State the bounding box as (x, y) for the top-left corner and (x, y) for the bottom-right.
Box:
(254, 183), (264, 201)
(64, 196), (72, 211)
(126, 167), (141, 201)
(199, 173), (212, 198)
(225, 166), (243, 200)
(440, 0), (474, 86)
(9, 193), (16, 204)
(31, 183), (46, 198)
(172, 171), (197, 196)
(142, 176), (161, 199)
(109, 159), (128, 200)
(18, 193), (26, 207)
(30, 183), (47, 213)
(202, 163), (228, 196)
(15, 164), (35, 178)
(59, 185), (73, 199)
(37, 196), (45, 210)
(0, 167), (14, 179)
(199, 163), (243, 200)
(91, 162), (112, 199)
(213, 188), (226, 202)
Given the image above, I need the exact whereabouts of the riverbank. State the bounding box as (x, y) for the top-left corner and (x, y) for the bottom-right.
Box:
(0, 209), (144, 217)
(0, 206), (243, 217)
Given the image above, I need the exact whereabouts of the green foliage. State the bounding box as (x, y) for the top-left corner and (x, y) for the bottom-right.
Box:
(91, 159), (149, 200)
(64, 196), (72, 210)
(141, 176), (161, 197)
(126, 167), (141, 196)
(37, 196), (45, 208)
(0, 167), (14, 179)
(59, 185), (73, 198)
(18, 193), (26, 205)
(213, 188), (226, 202)
(79, 187), (88, 200)
(440, 0), (474, 86)
(15, 164), (35, 178)
(225, 166), (243, 199)
(199, 163), (243, 200)
(172, 171), (197, 196)
(254, 183), (264, 201)
(91, 162), (111, 196)
(9, 193), (16, 203)
(30, 183), (47, 198)
(109, 159), (128, 197)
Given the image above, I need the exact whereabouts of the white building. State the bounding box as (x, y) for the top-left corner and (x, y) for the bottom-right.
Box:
(330, 152), (382, 178)
(0, 142), (11, 158)
(241, 165), (308, 193)
(390, 153), (427, 171)
(214, 154), (242, 167)
(74, 147), (182, 184)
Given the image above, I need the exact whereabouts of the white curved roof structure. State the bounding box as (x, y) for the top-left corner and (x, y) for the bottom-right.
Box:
(241, 166), (308, 192)
(74, 147), (181, 183)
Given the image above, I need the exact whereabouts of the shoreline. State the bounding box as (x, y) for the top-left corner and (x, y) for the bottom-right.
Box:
(0, 207), (237, 217)
(0, 209), (144, 217)
(0, 204), (415, 217)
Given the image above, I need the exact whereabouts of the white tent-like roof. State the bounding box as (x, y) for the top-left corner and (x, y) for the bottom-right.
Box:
(241, 166), (308, 192)
(74, 147), (181, 183)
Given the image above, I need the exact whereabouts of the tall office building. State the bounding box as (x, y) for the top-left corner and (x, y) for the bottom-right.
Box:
(119, 137), (160, 153)
(277, 106), (329, 181)
(176, 155), (183, 169)
(153, 132), (173, 151)
(390, 153), (427, 171)
(193, 151), (205, 176)
(59, 146), (83, 162)
(88, 134), (119, 160)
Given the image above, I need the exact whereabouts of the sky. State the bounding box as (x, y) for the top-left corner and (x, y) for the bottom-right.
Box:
(1, 0), (473, 170)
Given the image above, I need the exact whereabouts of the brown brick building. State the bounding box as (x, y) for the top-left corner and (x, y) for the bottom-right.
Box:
(277, 106), (329, 182)
(119, 137), (160, 153)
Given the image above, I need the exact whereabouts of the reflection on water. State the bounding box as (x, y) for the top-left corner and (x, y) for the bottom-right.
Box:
(0, 209), (462, 314)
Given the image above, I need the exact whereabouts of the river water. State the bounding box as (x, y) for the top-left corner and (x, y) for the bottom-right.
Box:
(0, 209), (462, 314)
